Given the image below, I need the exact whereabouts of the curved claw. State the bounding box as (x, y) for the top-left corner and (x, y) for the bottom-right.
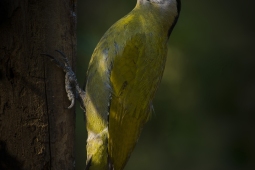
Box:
(67, 98), (75, 109)
(55, 50), (71, 67)
(41, 53), (69, 73)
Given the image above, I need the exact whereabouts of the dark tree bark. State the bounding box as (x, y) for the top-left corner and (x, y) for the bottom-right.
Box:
(0, 0), (77, 169)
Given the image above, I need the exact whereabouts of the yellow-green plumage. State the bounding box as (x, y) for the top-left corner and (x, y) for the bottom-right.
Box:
(84, 0), (180, 169)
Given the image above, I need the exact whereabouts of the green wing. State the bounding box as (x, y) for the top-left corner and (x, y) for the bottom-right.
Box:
(108, 30), (167, 170)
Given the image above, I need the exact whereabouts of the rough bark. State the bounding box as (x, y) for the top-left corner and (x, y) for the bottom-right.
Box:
(0, 0), (77, 169)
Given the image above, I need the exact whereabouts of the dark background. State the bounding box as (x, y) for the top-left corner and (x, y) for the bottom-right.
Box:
(75, 1), (255, 169)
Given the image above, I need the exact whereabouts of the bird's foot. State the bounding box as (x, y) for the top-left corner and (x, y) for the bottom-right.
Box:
(41, 50), (85, 109)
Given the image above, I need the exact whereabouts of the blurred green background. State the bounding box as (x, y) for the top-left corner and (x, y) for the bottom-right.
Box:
(75, 0), (255, 169)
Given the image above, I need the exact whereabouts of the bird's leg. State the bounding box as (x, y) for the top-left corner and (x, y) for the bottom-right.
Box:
(41, 50), (85, 110)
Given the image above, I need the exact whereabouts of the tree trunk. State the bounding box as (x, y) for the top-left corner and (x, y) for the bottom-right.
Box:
(0, 0), (77, 169)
